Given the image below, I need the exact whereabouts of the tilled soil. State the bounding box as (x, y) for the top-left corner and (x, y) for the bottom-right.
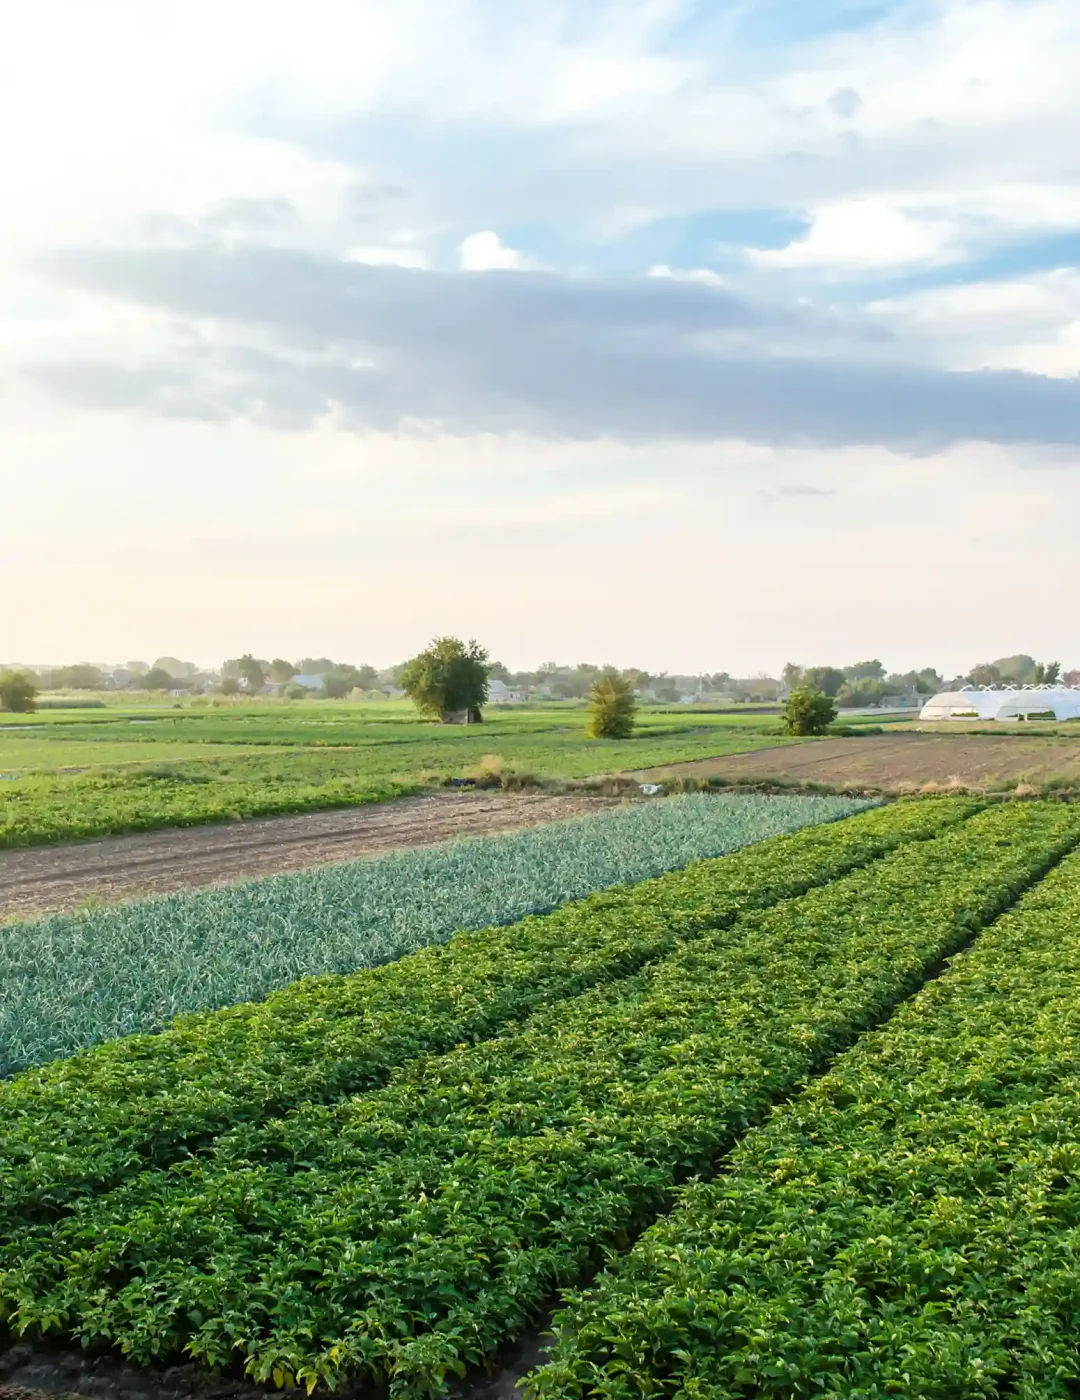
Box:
(633, 732), (1080, 791)
(0, 790), (616, 921)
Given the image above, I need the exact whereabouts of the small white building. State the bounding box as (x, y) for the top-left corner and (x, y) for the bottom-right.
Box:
(290, 674), (325, 693)
(487, 679), (525, 703)
(920, 685), (1080, 722)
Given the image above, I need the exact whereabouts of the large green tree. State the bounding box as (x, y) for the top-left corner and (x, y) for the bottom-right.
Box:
(399, 637), (490, 722)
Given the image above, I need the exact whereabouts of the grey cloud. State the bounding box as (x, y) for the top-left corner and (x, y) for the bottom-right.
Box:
(29, 244), (1080, 449)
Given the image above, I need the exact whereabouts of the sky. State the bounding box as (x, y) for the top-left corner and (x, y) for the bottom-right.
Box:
(3, 0), (1079, 675)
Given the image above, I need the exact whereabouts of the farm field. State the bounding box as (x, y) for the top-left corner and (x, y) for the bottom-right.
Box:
(0, 790), (621, 921)
(637, 730), (1080, 792)
(0, 792), (864, 1071)
(5, 797), (1080, 1400)
(0, 702), (790, 848)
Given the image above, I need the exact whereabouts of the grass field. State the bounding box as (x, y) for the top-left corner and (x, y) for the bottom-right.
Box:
(0, 701), (793, 848)
(5, 797), (1080, 1398)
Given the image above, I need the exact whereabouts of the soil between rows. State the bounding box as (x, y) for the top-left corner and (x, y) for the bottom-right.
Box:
(0, 790), (617, 922)
(633, 731), (1080, 790)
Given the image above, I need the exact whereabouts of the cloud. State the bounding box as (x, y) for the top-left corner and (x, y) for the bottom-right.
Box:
(347, 244), (430, 269)
(648, 264), (727, 288)
(750, 198), (961, 272)
(26, 243), (1080, 449)
(458, 231), (539, 271)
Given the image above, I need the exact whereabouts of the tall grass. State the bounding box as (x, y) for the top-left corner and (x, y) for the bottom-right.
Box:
(0, 793), (868, 1073)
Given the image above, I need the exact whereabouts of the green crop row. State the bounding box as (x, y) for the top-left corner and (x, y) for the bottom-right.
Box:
(3, 802), (1075, 1397)
(531, 830), (1080, 1400)
(0, 799), (966, 1238)
(2, 793), (868, 1073)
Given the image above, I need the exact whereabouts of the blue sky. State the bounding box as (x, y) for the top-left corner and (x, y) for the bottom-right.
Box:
(2, 0), (1079, 671)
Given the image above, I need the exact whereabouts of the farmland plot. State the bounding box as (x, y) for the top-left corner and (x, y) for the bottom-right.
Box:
(3, 800), (1076, 1399)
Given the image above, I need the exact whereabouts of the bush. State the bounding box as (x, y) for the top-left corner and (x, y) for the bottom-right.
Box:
(783, 686), (836, 736)
(0, 670), (38, 713)
(587, 675), (637, 738)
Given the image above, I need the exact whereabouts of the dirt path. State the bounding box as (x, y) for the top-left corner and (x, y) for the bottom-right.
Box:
(633, 732), (1080, 790)
(0, 790), (615, 922)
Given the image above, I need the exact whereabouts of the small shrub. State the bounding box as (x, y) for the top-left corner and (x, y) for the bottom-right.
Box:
(587, 676), (637, 739)
(782, 687), (836, 736)
(0, 670), (38, 714)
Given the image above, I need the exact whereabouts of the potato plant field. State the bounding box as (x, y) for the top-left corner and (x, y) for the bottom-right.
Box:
(3, 796), (1080, 1400)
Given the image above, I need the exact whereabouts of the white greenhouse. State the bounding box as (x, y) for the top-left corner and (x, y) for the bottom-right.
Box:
(920, 685), (1080, 722)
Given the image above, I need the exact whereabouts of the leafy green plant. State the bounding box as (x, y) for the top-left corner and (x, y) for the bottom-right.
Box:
(586, 674), (637, 738)
(530, 833), (1080, 1400)
(783, 684), (837, 735)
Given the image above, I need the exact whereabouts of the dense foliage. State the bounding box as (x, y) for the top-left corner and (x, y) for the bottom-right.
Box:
(5, 801), (1070, 1397)
(586, 674), (637, 739)
(398, 637), (490, 721)
(783, 685), (838, 735)
(0, 669), (38, 714)
(532, 835), (1080, 1400)
(0, 793), (868, 1072)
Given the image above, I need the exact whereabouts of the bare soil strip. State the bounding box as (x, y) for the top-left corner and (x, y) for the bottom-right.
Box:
(633, 732), (1080, 791)
(0, 791), (615, 922)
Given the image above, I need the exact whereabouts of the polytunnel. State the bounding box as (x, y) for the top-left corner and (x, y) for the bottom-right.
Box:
(919, 685), (1080, 722)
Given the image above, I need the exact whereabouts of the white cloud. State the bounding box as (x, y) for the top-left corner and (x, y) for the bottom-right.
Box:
(346, 245), (430, 269)
(458, 231), (539, 271)
(648, 263), (726, 287)
(869, 269), (1080, 376)
(750, 199), (958, 272)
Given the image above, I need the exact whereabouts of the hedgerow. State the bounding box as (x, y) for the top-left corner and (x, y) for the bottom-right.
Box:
(3, 801), (1072, 1397)
(0, 798), (961, 1238)
(1, 793), (868, 1073)
(530, 830), (1080, 1400)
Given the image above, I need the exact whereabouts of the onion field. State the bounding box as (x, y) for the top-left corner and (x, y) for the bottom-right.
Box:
(3, 796), (1080, 1400)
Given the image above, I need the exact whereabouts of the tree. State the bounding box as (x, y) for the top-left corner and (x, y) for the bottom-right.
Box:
(354, 664), (379, 691)
(237, 654), (265, 692)
(587, 674), (637, 738)
(0, 670), (38, 713)
(781, 662), (803, 693)
(399, 637), (490, 722)
(268, 658), (296, 683)
(801, 666), (845, 698)
(44, 663), (103, 690)
(1033, 660), (1061, 685)
(141, 666), (175, 691)
(783, 686), (837, 736)
(219, 676), (240, 696)
(843, 659), (886, 683)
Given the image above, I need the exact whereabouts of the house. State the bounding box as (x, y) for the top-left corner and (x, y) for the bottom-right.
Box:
(290, 674), (325, 693)
(487, 679), (525, 704)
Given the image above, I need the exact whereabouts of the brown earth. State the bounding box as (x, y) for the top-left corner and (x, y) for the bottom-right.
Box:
(0, 790), (616, 922)
(633, 732), (1080, 791)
